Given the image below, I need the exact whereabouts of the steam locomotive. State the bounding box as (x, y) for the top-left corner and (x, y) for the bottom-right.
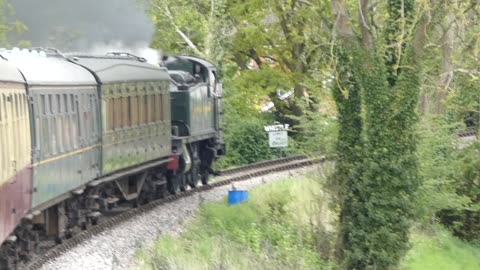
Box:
(0, 48), (224, 268)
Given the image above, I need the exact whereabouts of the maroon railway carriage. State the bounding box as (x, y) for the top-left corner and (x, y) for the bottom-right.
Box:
(0, 59), (32, 246)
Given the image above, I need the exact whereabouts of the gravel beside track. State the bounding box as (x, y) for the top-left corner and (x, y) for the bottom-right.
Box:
(28, 158), (323, 270)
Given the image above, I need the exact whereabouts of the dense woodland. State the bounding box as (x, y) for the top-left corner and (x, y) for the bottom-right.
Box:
(2, 0), (480, 269)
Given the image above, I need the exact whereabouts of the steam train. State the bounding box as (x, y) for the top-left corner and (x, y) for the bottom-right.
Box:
(0, 48), (224, 268)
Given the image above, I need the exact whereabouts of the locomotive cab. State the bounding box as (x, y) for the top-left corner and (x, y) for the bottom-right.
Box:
(163, 56), (225, 191)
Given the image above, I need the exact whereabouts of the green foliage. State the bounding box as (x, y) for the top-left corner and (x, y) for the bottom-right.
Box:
(0, 1), (29, 47)
(401, 227), (480, 270)
(331, 0), (426, 267)
(414, 117), (470, 224)
(294, 108), (338, 156)
(137, 176), (336, 270)
(437, 142), (480, 243)
(223, 67), (296, 119)
(216, 116), (296, 168)
(413, 115), (480, 245)
(148, 0), (335, 142)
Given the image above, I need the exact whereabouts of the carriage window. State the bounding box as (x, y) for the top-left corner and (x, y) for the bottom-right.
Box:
(108, 98), (114, 131)
(155, 95), (162, 122)
(139, 95), (146, 124)
(63, 94), (68, 113)
(57, 113), (64, 153)
(18, 93), (23, 116)
(123, 96), (130, 127)
(143, 94), (148, 124)
(82, 94), (90, 140)
(76, 99), (82, 140)
(14, 94), (18, 119)
(70, 94), (75, 112)
(64, 103), (71, 151)
(131, 96), (138, 126)
(2, 95), (8, 123)
(147, 95), (154, 123)
(40, 95), (46, 115)
(152, 95), (157, 122)
(115, 97), (123, 129)
(91, 94), (98, 136)
(49, 94), (54, 114)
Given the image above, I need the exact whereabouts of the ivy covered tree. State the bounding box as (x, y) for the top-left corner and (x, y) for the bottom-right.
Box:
(330, 0), (430, 269)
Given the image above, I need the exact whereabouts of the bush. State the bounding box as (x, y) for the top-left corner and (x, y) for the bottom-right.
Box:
(217, 117), (297, 168)
(414, 116), (480, 243)
(437, 142), (480, 243)
(414, 117), (469, 225)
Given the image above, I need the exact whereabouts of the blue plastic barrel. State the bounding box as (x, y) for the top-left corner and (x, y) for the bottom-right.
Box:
(228, 190), (249, 205)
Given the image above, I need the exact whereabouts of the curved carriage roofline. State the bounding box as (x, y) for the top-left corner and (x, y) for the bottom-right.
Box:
(0, 59), (26, 84)
(69, 54), (170, 84)
(0, 48), (97, 86)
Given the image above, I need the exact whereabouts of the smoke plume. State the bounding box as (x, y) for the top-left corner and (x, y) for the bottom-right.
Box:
(8, 0), (157, 55)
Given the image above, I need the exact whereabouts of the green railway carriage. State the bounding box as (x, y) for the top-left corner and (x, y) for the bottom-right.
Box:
(71, 54), (172, 175)
(0, 50), (226, 269)
(0, 50), (101, 211)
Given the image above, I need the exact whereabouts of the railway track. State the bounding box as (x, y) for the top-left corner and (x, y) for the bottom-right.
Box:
(21, 155), (323, 270)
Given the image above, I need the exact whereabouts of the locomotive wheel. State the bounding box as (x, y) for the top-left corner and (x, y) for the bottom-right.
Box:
(180, 175), (189, 192)
(189, 166), (200, 188)
(168, 174), (181, 195)
(201, 168), (209, 185)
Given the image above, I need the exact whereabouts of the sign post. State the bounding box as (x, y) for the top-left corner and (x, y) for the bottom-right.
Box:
(264, 124), (289, 148)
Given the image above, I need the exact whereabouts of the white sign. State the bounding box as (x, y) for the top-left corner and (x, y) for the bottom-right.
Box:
(268, 131), (288, 148)
(264, 124), (290, 132)
(264, 124), (289, 148)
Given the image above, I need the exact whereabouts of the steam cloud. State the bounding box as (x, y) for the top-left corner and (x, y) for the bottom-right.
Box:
(8, 0), (160, 62)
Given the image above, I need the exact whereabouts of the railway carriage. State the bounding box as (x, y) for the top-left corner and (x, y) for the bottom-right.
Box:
(0, 49), (225, 269)
(71, 54), (171, 175)
(1, 50), (102, 213)
(0, 59), (32, 249)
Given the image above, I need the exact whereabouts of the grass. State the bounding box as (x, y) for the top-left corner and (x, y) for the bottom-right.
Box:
(401, 227), (480, 270)
(135, 165), (480, 270)
(136, 172), (336, 270)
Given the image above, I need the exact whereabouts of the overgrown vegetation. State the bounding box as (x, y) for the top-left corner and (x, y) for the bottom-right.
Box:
(4, 0), (480, 268)
(329, 1), (429, 268)
(137, 174), (337, 270)
(401, 227), (480, 270)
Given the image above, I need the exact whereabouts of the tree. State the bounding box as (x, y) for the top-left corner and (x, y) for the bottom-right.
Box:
(330, 0), (430, 269)
(149, 0), (334, 129)
(149, 0), (232, 64)
(0, 0), (28, 47)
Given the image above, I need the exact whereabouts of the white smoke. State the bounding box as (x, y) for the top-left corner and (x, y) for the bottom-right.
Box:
(88, 41), (162, 65)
